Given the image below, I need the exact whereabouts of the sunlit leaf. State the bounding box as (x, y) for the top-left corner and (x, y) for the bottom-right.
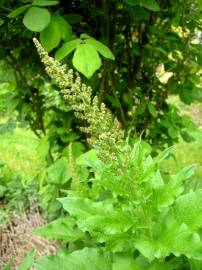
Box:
(72, 43), (101, 78)
(55, 39), (81, 61)
(85, 38), (115, 60)
(23, 7), (51, 32)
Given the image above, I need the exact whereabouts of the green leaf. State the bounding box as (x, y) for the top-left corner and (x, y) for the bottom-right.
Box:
(189, 259), (202, 270)
(73, 43), (102, 78)
(47, 157), (71, 185)
(35, 217), (84, 241)
(136, 222), (202, 261)
(23, 7), (51, 32)
(147, 259), (182, 270)
(148, 103), (157, 118)
(32, 0), (59, 6)
(35, 248), (111, 270)
(7, 4), (31, 18)
(136, 102), (147, 115)
(168, 126), (178, 139)
(58, 196), (132, 235)
(155, 165), (196, 209)
(76, 149), (98, 167)
(40, 14), (62, 52)
(112, 253), (143, 270)
(55, 39), (81, 61)
(85, 38), (115, 60)
(156, 146), (174, 162)
(80, 33), (93, 39)
(172, 190), (202, 230)
(18, 248), (36, 270)
(58, 196), (112, 219)
(56, 16), (71, 41)
(124, 0), (139, 6)
(140, 0), (160, 11)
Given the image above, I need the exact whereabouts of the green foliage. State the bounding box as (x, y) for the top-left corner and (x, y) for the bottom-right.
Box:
(30, 141), (202, 269)
(40, 14), (71, 52)
(25, 41), (202, 268)
(0, 2), (202, 268)
(2, 0), (201, 153)
(35, 247), (111, 270)
(0, 161), (38, 211)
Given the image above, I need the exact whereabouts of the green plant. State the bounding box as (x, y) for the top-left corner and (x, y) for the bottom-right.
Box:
(0, 161), (38, 211)
(20, 40), (202, 270)
(32, 141), (202, 269)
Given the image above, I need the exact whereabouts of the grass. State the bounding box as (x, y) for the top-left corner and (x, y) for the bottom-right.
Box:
(161, 134), (202, 179)
(161, 97), (202, 178)
(0, 118), (41, 182)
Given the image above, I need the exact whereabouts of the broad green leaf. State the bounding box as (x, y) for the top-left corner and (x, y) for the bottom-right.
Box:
(58, 196), (113, 218)
(85, 38), (115, 60)
(189, 259), (202, 270)
(155, 165), (196, 209)
(172, 190), (202, 230)
(72, 43), (101, 78)
(34, 252), (71, 270)
(112, 253), (143, 270)
(76, 149), (98, 166)
(18, 248), (36, 270)
(32, 0), (59, 6)
(58, 196), (132, 234)
(168, 126), (178, 139)
(55, 39), (81, 61)
(148, 103), (157, 118)
(56, 16), (71, 41)
(7, 4), (31, 18)
(67, 142), (86, 159)
(47, 157), (71, 185)
(40, 14), (61, 52)
(23, 7), (51, 32)
(136, 222), (202, 261)
(78, 213), (133, 235)
(35, 217), (84, 241)
(147, 259), (182, 270)
(105, 232), (136, 253)
(140, 0), (160, 11)
(35, 248), (111, 270)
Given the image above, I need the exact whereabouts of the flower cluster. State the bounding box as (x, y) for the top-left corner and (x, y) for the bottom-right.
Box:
(33, 38), (124, 163)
